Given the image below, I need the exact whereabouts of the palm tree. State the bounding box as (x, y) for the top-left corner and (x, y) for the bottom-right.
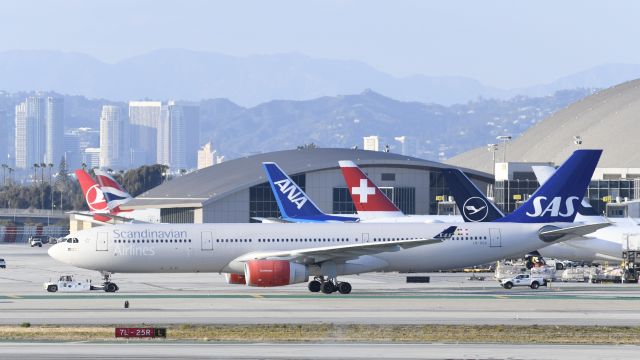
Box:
(1, 164), (7, 185)
(48, 163), (54, 184)
(33, 163), (40, 184)
(40, 162), (46, 183)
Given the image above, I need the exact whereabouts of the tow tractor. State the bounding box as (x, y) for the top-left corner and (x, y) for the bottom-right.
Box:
(44, 275), (119, 293)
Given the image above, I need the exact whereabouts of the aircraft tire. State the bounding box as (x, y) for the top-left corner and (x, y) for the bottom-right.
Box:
(337, 282), (352, 294)
(308, 280), (321, 292)
(105, 282), (118, 293)
(320, 281), (335, 294)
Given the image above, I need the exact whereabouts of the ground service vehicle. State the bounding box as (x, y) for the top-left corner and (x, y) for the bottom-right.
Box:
(500, 274), (547, 289)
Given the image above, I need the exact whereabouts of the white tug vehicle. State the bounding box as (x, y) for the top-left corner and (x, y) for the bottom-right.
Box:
(44, 275), (116, 293)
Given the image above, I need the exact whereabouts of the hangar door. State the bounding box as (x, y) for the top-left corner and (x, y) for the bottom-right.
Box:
(201, 231), (214, 251)
(96, 232), (108, 251)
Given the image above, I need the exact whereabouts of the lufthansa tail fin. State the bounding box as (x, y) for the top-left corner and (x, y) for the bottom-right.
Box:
(497, 149), (602, 223)
(74, 169), (109, 214)
(338, 160), (404, 220)
(441, 169), (503, 222)
(263, 162), (357, 222)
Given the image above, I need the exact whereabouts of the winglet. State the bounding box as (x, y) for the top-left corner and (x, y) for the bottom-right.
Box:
(434, 226), (457, 240)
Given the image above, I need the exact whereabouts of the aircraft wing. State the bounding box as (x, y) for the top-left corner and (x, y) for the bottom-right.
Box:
(539, 222), (610, 242)
(250, 217), (292, 223)
(233, 226), (455, 264)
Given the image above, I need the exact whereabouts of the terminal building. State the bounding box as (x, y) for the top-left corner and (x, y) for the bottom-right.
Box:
(121, 148), (493, 224)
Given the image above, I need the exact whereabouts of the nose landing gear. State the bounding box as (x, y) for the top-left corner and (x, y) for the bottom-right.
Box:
(101, 271), (119, 293)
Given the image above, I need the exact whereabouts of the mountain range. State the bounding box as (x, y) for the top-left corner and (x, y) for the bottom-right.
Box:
(1, 49), (640, 106)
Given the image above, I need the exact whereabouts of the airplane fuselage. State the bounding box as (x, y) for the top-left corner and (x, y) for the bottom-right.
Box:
(50, 222), (563, 275)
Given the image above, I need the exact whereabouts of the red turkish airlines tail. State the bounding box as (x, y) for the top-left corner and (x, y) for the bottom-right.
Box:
(338, 160), (404, 220)
(74, 169), (111, 222)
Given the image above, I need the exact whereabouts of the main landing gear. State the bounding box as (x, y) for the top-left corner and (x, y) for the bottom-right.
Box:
(308, 276), (352, 295)
(101, 271), (119, 293)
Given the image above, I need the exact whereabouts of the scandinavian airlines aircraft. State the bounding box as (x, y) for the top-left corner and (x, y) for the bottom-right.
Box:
(442, 166), (621, 262)
(262, 161), (461, 223)
(49, 150), (607, 294)
(531, 165), (639, 262)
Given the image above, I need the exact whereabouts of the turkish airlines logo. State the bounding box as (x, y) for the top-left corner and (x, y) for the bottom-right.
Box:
(526, 196), (580, 217)
(85, 184), (107, 212)
(462, 197), (489, 222)
(351, 179), (376, 203)
(273, 179), (308, 209)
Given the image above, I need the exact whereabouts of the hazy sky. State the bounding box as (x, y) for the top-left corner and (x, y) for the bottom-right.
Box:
(2, 0), (639, 88)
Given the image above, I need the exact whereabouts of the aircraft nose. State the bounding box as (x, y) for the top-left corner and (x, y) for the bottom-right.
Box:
(48, 243), (66, 263)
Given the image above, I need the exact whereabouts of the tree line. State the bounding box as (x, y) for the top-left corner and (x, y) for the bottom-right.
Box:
(0, 159), (170, 211)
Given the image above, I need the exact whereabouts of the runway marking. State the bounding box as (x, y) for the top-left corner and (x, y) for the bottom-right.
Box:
(1, 293), (639, 301)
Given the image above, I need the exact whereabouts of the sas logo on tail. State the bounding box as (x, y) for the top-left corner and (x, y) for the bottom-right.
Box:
(526, 196), (580, 217)
(273, 179), (308, 209)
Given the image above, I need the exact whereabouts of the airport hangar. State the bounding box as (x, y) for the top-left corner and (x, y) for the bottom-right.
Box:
(119, 148), (493, 224)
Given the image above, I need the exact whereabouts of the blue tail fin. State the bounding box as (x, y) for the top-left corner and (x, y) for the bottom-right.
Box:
(263, 162), (358, 222)
(441, 169), (504, 222)
(497, 149), (602, 223)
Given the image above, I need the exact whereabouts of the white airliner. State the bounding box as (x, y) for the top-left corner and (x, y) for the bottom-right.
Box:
(48, 150), (607, 294)
(532, 165), (637, 262)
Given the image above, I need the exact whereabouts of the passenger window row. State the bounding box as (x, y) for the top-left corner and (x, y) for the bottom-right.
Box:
(255, 238), (352, 243)
(372, 238), (416, 242)
(451, 236), (488, 240)
(115, 239), (192, 244)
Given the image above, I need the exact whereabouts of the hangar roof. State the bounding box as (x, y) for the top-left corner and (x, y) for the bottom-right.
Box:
(448, 79), (640, 172)
(123, 148), (492, 209)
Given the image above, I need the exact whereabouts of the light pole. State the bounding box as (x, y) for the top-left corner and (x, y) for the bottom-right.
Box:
(496, 135), (512, 162)
(487, 143), (498, 178)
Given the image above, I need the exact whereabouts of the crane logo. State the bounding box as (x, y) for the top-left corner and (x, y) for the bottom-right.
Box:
(85, 184), (107, 212)
(462, 197), (489, 222)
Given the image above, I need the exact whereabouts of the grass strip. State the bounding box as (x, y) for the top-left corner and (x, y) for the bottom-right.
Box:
(1, 324), (639, 344)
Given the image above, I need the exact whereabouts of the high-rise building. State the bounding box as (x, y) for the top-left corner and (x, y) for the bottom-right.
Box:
(129, 101), (161, 166)
(197, 142), (222, 170)
(0, 110), (8, 164)
(45, 97), (64, 165)
(363, 135), (380, 152)
(84, 148), (101, 169)
(99, 105), (127, 169)
(15, 97), (45, 169)
(158, 101), (200, 170)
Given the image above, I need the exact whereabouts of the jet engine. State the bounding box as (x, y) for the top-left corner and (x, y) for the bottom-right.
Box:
(224, 273), (246, 285)
(244, 260), (309, 287)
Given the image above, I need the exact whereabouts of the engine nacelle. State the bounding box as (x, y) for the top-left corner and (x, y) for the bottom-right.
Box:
(224, 273), (246, 285)
(244, 260), (309, 287)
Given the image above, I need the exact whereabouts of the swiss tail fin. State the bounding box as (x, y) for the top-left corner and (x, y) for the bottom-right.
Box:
(74, 169), (108, 213)
(94, 170), (132, 210)
(441, 169), (504, 222)
(338, 160), (404, 220)
(263, 162), (357, 222)
(497, 149), (602, 223)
